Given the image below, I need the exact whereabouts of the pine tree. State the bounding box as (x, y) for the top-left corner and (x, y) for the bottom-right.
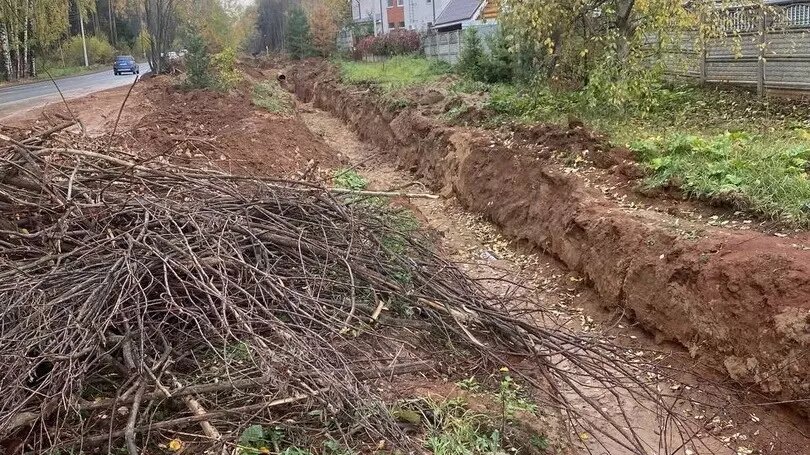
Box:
(458, 28), (484, 79)
(285, 7), (312, 60)
(186, 32), (212, 88)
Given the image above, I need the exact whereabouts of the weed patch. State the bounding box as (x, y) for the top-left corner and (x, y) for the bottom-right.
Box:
(399, 386), (550, 455)
(631, 132), (810, 223)
(332, 168), (368, 190)
(253, 81), (294, 114)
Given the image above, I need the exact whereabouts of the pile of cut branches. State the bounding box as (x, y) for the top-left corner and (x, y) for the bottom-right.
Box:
(0, 124), (700, 454)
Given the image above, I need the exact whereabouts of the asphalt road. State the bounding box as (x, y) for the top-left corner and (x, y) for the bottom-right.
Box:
(0, 63), (149, 120)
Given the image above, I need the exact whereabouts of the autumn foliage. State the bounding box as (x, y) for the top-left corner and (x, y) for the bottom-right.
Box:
(355, 29), (421, 58)
(301, 0), (349, 56)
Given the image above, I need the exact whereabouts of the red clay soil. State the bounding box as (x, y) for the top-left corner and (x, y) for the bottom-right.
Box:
(116, 78), (339, 177)
(2, 75), (338, 179)
(289, 62), (810, 412)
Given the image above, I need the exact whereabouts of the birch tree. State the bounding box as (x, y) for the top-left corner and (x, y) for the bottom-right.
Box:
(0, 21), (11, 79)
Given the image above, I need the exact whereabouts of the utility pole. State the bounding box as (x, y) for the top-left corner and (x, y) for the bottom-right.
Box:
(79, 5), (90, 67)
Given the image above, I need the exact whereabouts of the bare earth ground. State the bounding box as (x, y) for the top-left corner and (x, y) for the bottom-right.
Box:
(297, 102), (810, 455)
(2, 77), (809, 454)
(2, 76), (339, 178)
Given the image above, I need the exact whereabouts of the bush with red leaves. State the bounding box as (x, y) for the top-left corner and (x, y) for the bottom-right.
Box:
(354, 29), (421, 59)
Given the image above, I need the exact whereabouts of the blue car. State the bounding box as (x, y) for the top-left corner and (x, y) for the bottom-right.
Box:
(113, 55), (139, 75)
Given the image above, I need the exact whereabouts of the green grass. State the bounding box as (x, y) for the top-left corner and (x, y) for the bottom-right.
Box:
(458, 79), (810, 225)
(416, 394), (547, 455)
(253, 81), (294, 114)
(631, 132), (810, 222)
(332, 168), (368, 190)
(339, 56), (451, 92)
(42, 64), (108, 79)
(0, 64), (108, 87)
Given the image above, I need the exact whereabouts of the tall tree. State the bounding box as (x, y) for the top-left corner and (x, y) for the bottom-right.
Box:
(144, 0), (177, 73)
(0, 22), (11, 80)
(500, 0), (717, 97)
(285, 6), (310, 59)
(303, 0), (348, 56)
(256, 0), (295, 53)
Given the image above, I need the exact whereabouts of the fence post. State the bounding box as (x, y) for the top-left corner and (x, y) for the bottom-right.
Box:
(700, 43), (707, 85)
(757, 6), (766, 97)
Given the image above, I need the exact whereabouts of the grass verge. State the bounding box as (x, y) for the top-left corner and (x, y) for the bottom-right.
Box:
(456, 79), (810, 226)
(0, 64), (108, 87)
(42, 64), (109, 79)
(338, 56), (450, 92)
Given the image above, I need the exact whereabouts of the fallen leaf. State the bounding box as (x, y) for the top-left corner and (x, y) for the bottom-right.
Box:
(168, 439), (183, 452)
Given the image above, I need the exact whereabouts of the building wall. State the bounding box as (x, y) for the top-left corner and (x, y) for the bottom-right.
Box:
(404, 0), (453, 30)
(351, 0), (384, 34)
(481, 0), (498, 20)
(387, 3), (405, 28)
(355, 0), (456, 32)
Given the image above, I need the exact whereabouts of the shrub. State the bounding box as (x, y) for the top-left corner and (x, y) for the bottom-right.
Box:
(457, 28), (484, 77)
(211, 46), (241, 88)
(354, 30), (420, 58)
(458, 27), (514, 84)
(132, 30), (151, 61)
(484, 27), (514, 83)
(63, 35), (116, 66)
(354, 36), (375, 60)
(185, 33), (213, 89)
(384, 29), (420, 55)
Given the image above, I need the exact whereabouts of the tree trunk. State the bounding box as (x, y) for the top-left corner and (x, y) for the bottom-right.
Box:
(615, 0), (636, 63)
(545, 28), (563, 80)
(0, 23), (11, 81)
(111, 0), (118, 47)
(12, 21), (20, 80)
(28, 0), (35, 77)
(109, 0), (116, 46)
(23, 0), (30, 78)
(79, 7), (90, 67)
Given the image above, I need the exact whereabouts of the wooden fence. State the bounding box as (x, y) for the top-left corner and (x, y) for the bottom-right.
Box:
(661, 0), (810, 95)
(422, 1), (810, 95)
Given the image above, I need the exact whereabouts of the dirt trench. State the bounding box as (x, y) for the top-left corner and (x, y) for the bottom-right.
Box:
(290, 87), (810, 454)
(6, 68), (810, 453)
(287, 63), (810, 416)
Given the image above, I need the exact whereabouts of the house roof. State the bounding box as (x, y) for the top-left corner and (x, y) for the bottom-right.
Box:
(434, 0), (484, 26)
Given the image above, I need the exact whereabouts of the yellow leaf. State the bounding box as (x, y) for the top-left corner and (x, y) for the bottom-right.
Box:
(499, 366), (509, 372)
(168, 439), (183, 452)
(259, 448), (271, 454)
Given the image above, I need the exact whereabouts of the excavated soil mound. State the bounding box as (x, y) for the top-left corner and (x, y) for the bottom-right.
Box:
(119, 78), (339, 177)
(290, 62), (810, 412)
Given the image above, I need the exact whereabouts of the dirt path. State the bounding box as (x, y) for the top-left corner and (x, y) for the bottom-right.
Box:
(297, 102), (810, 455)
